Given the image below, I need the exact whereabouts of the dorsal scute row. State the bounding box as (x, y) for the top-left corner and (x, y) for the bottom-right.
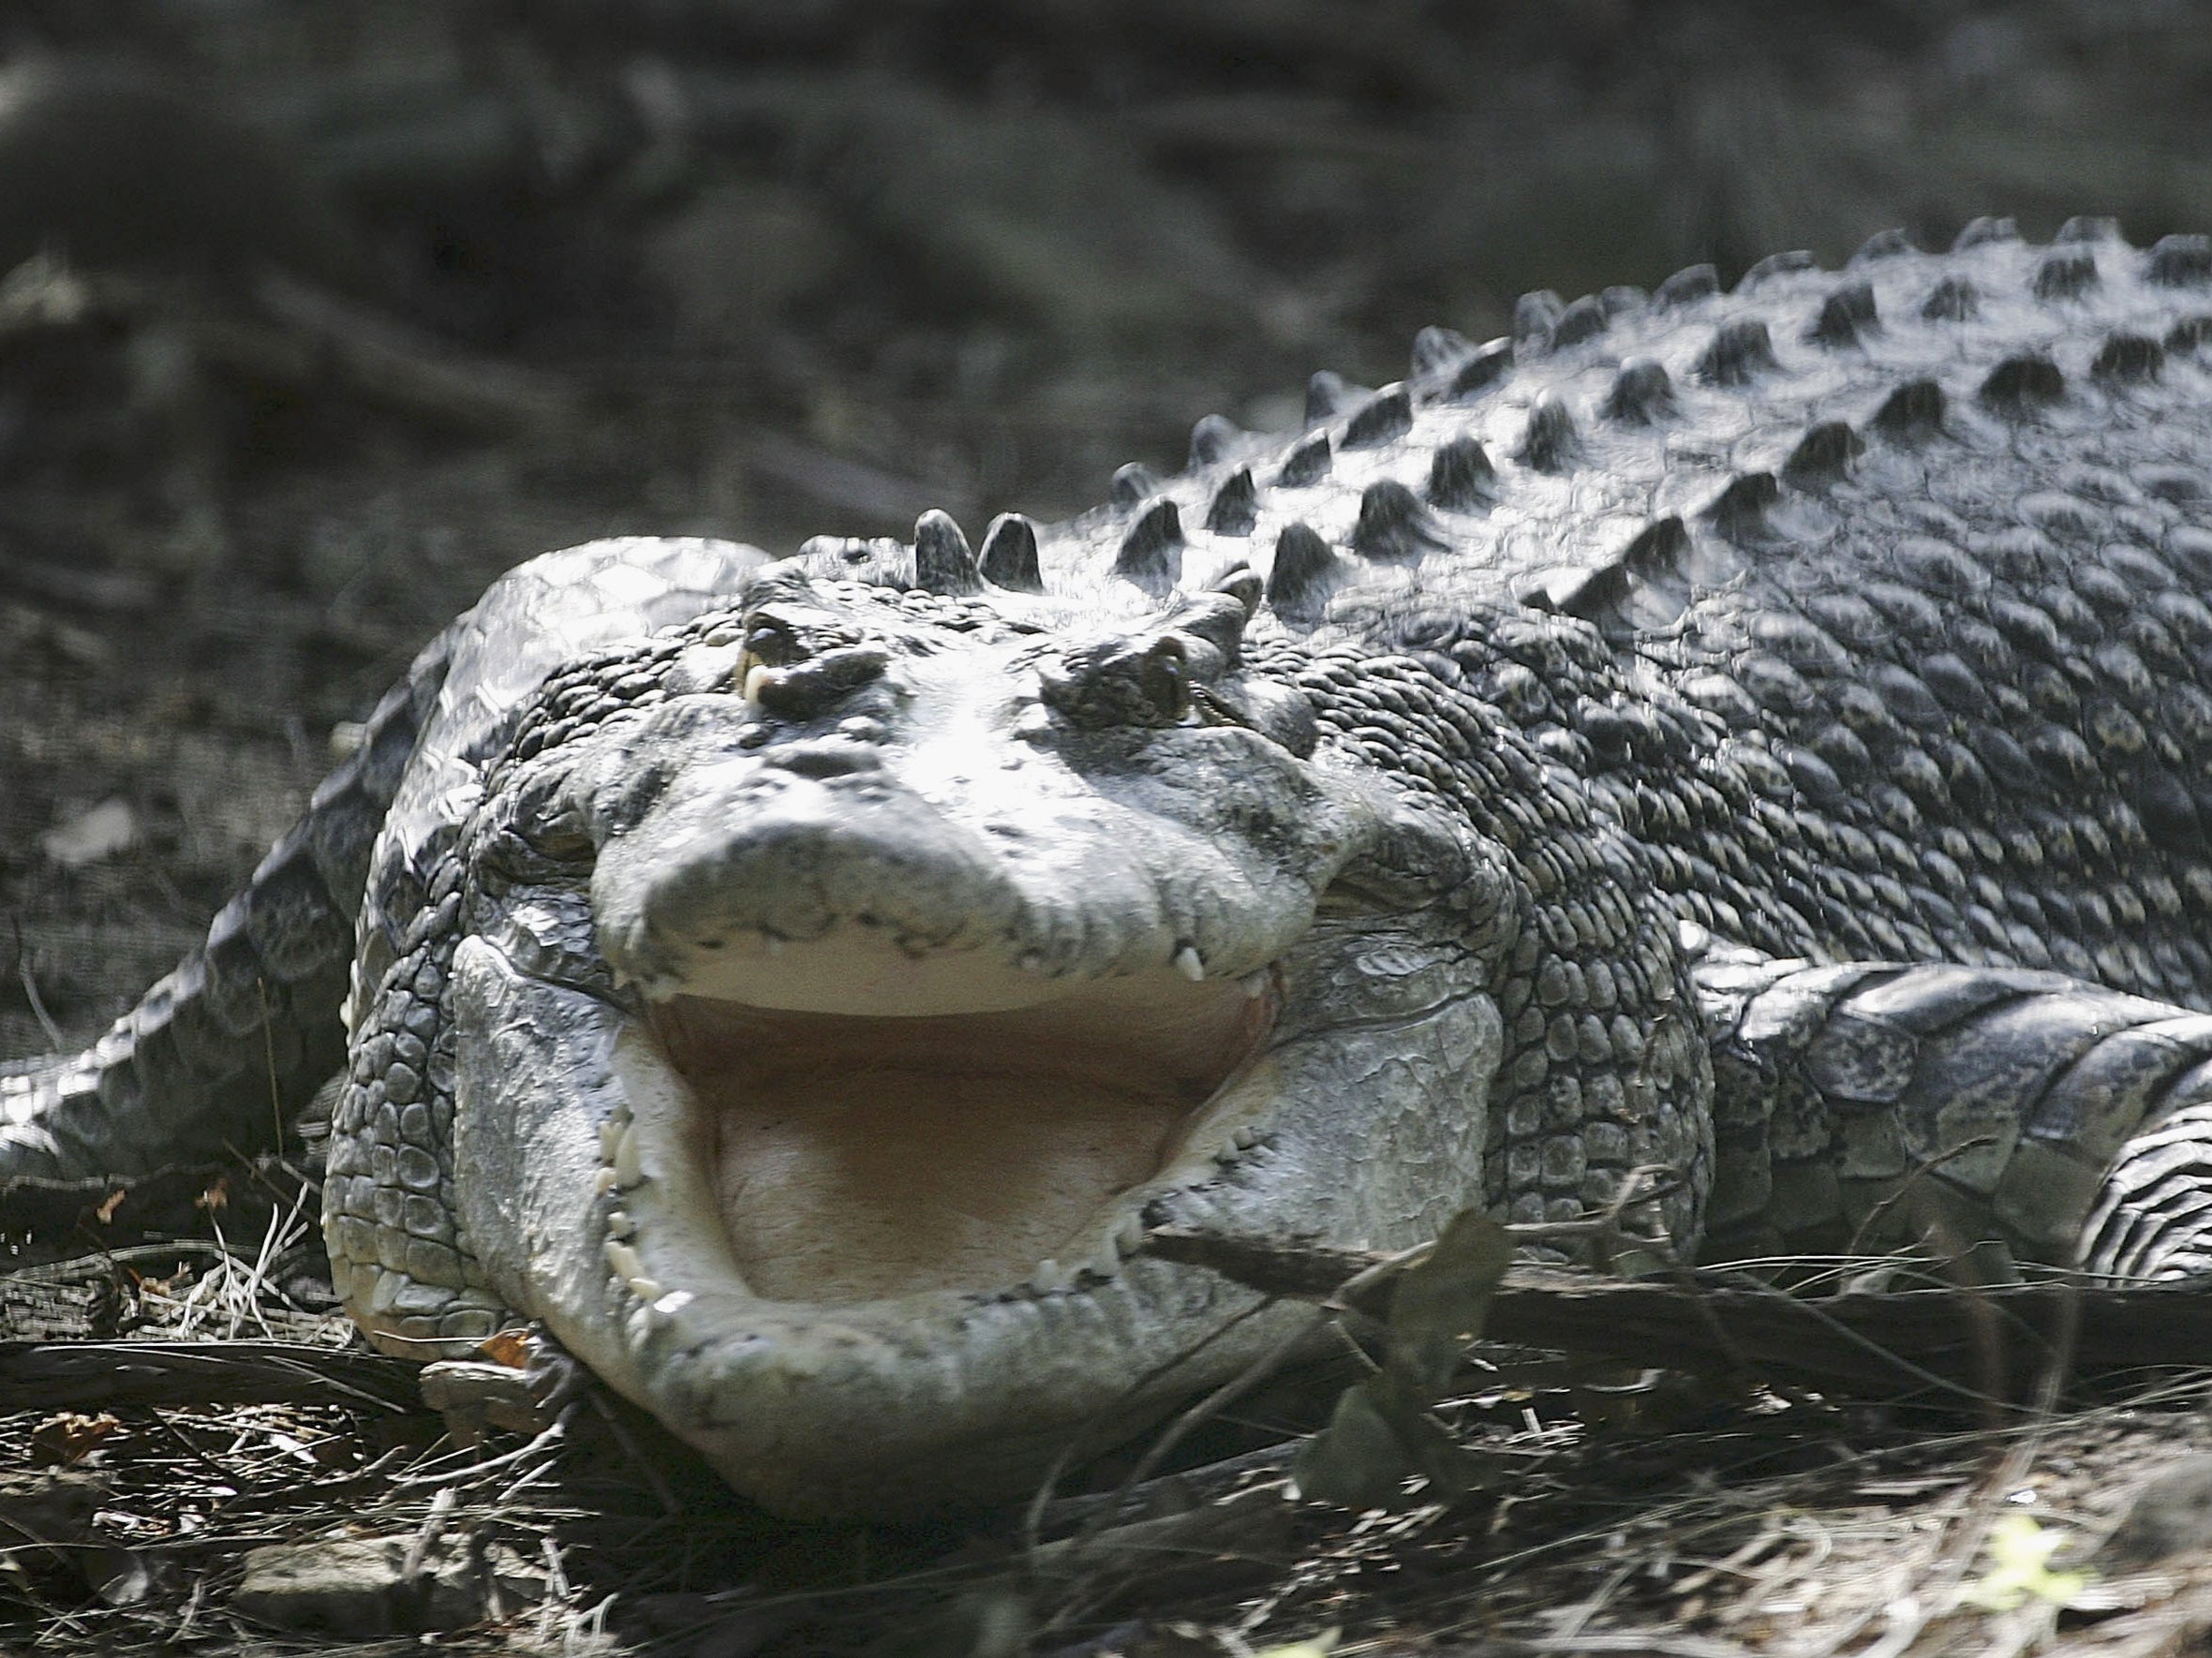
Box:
(854, 222), (2211, 643)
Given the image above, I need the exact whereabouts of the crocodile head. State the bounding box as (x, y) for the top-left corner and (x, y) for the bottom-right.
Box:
(436, 562), (1515, 1516)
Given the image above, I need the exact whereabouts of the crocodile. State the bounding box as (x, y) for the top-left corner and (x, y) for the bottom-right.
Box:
(9, 216), (2212, 1517)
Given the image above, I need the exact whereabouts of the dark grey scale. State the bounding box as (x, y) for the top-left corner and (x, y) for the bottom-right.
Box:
(1447, 339), (1514, 398)
(1601, 359), (1675, 425)
(1953, 215), (2021, 249)
(1697, 318), (1778, 385)
(1551, 516), (1690, 632)
(1783, 421), (1864, 484)
(1410, 325), (1476, 377)
(2148, 234), (2212, 288)
(1894, 534), (1987, 598)
(1981, 354), (2066, 413)
(1870, 377), (1946, 442)
(2093, 333), (2165, 384)
(1266, 521), (1337, 615)
(2035, 250), (2101, 301)
(1341, 384), (1412, 450)
(1204, 467), (1258, 535)
(1113, 498), (1182, 584)
(912, 510), (982, 597)
(1737, 249), (1818, 289)
(1514, 290), (1563, 348)
(1351, 481), (1444, 560)
(1852, 227), (1919, 263)
(2135, 763), (2206, 852)
(976, 512), (1042, 592)
(1704, 472), (1780, 540)
(1807, 279), (1878, 347)
(2171, 317), (2212, 353)
(1599, 285), (1647, 318)
(1750, 610), (1853, 678)
(1274, 433), (1331, 487)
(2062, 464), (2149, 510)
(2136, 466), (2206, 505)
(1426, 436), (1496, 510)
(1922, 275), (1980, 321)
(1803, 588), (1889, 653)
(1187, 413), (1244, 469)
(1515, 393), (1581, 472)
(2021, 490), (2109, 544)
(1653, 263), (1719, 307)
(1304, 370), (1365, 424)
(1551, 295), (1609, 347)
(1110, 462), (1163, 510)
(2056, 215), (2122, 244)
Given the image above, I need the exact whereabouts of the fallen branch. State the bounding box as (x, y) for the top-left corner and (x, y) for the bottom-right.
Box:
(1143, 1226), (2212, 1401)
(0, 1340), (423, 1413)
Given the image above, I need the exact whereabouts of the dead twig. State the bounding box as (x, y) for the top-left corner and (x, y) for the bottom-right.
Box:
(1141, 1227), (2205, 1401)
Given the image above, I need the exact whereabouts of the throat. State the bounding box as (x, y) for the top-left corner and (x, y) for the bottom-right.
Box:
(651, 972), (1273, 1304)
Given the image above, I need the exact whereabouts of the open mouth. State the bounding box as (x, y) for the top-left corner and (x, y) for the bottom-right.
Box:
(616, 965), (1280, 1307)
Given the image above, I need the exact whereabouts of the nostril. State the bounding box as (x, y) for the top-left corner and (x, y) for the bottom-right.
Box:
(766, 740), (884, 779)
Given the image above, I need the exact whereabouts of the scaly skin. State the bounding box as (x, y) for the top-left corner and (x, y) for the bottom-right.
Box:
(8, 216), (2212, 1516)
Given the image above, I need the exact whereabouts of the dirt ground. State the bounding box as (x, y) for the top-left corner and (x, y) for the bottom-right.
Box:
(8, 2), (2212, 1653)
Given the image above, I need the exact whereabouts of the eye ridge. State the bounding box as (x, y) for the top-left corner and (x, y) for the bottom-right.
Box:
(1140, 638), (1190, 718)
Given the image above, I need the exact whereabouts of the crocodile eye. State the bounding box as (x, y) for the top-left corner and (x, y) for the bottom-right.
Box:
(1140, 639), (1190, 719)
(742, 615), (806, 667)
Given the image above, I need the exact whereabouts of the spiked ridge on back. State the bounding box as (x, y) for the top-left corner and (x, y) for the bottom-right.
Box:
(835, 221), (2212, 657)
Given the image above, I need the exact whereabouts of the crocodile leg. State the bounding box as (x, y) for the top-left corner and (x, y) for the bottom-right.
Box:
(0, 629), (455, 1180)
(1696, 949), (2212, 1277)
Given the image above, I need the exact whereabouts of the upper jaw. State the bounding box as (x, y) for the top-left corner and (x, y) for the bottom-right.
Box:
(582, 718), (1362, 1010)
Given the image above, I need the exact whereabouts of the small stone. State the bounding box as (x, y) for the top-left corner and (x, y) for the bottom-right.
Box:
(233, 1536), (542, 1636)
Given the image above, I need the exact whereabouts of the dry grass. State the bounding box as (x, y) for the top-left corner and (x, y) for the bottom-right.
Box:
(10, 1192), (2212, 1658)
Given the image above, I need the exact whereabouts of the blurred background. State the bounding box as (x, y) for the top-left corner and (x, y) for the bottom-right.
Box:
(4, 0), (2212, 1057)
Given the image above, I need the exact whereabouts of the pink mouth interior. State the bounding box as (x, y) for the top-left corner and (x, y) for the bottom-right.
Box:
(650, 972), (1275, 1303)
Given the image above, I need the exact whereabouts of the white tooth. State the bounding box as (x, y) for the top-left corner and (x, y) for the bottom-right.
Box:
(1017, 951), (1046, 975)
(628, 1277), (663, 1302)
(653, 1289), (694, 1316)
(765, 937), (784, 958)
(1239, 970), (1268, 999)
(743, 662), (771, 705)
(599, 1114), (626, 1162)
(1173, 944), (1204, 982)
(1033, 1258), (1062, 1291)
(614, 1122), (643, 1187)
(593, 1166), (619, 1194)
(604, 1241), (643, 1281)
(606, 1210), (635, 1239)
(1230, 1123), (1259, 1150)
(1114, 1212), (1146, 1256)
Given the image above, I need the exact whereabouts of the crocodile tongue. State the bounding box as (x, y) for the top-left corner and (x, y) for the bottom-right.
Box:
(650, 970), (1272, 1303)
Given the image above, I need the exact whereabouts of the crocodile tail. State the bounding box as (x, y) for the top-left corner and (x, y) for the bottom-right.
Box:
(0, 627), (457, 1180)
